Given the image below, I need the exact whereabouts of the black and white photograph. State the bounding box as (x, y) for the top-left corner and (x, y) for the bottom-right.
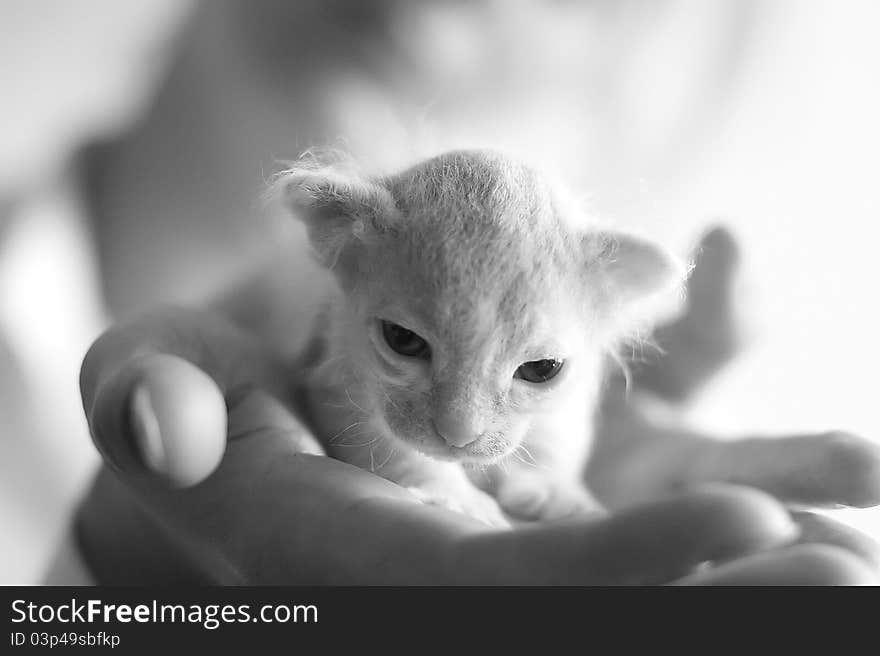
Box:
(2, 0), (880, 631)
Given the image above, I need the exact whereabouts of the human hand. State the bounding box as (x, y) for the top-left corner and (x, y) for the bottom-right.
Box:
(77, 306), (876, 584)
(632, 225), (743, 401)
(589, 393), (880, 573)
(589, 224), (880, 573)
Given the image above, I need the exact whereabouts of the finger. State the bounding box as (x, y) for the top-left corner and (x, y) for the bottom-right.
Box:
(149, 383), (469, 583)
(82, 409), (797, 584)
(453, 484), (798, 585)
(630, 226), (743, 400)
(692, 432), (880, 509)
(80, 307), (280, 413)
(686, 225), (740, 314)
(790, 511), (880, 573)
(82, 450), (799, 584)
(226, 386), (323, 456)
(77, 389), (335, 585)
(674, 544), (878, 585)
(140, 410), (796, 584)
(146, 419), (478, 584)
(91, 354), (228, 487)
(81, 308), (286, 486)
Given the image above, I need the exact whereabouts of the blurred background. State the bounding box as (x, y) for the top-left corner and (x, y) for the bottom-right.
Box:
(1, 0), (879, 584)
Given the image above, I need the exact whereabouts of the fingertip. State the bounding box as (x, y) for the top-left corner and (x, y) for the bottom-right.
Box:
(132, 354), (227, 487)
(789, 544), (880, 585)
(791, 511), (880, 574)
(698, 225), (740, 266)
(225, 386), (324, 455)
(679, 544), (878, 586)
(687, 484), (799, 557)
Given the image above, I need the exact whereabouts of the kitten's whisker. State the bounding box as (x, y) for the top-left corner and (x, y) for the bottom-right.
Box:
(321, 353), (347, 367)
(335, 437), (380, 448)
(329, 421), (366, 444)
(343, 385), (368, 414)
(320, 400), (352, 409)
(515, 444), (538, 466)
(374, 447), (396, 472)
(330, 429), (367, 447)
(376, 384), (403, 413)
(512, 448), (537, 469)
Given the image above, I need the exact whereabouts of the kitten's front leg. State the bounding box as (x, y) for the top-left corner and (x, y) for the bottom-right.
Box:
(397, 460), (511, 529)
(323, 422), (510, 528)
(482, 413), (603, 522)
(488, 466), (604, 522)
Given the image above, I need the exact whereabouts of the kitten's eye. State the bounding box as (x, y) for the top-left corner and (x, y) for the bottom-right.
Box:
(515, 358), (564, 384)
(381, 320), (431, 359)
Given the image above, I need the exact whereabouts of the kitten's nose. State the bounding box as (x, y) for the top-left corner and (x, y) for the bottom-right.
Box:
(432, 414), (481, 448)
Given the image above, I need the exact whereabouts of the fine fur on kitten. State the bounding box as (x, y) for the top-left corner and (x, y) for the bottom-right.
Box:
(276, 149), (685, 527)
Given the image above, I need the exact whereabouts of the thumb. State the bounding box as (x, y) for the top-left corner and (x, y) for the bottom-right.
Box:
(686, 225), (741, 317)
(80, 307), (293, 488)
(225, 386), (324, 456)
(91, 353), (228, 488)
(632, 225), (744, 400)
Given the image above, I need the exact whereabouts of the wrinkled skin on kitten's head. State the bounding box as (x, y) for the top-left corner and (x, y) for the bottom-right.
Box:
(280, 150), (684, 464)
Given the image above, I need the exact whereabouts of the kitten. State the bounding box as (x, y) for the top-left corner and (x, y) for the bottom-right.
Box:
(278, 150), (685, 527)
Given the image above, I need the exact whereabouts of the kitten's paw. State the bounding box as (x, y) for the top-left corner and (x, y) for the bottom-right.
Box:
(407, 485), (510, 529)
(496, 476), (604, 522)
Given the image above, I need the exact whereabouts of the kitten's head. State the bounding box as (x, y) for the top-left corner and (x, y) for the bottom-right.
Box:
(279, 150), (685, 464)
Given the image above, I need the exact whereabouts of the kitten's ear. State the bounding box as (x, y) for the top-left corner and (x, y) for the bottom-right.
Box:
(277, 165), (398, 266)
(588, 231), (688, 319)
